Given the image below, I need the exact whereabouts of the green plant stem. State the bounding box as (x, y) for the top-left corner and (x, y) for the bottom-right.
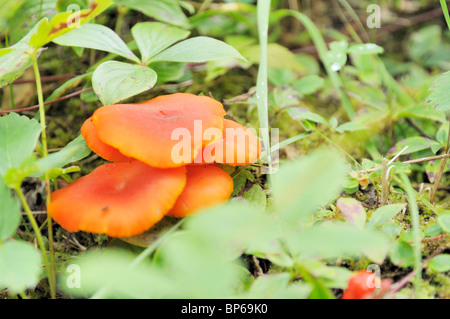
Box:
(440, 0), (450, 31)
(31, 54), (56, 299)
(256, 0), (273, 177)
(399, 173), (422, 298)
(14, 186), (52, 294)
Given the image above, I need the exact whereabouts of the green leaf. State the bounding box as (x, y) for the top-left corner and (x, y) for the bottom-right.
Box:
(272, 149), (347, 227)
(347, 43), (384, 55)
(115, 0), (189, 28)
(390, 241), (415, 267)
(286, 107), (329, 127)
(426, 71), (450, 112)
(368, 204), (406, 228)
(324, 41), (348, 72)
(150, 36), (246, 63)
(60, 248), (178, 298)
(242, 184), (267, 210)
(131, 22), (190, 64)
(92, 61), (157, 105)
(0, 240), (42, 294)
(287, 223), (389, 260)
(388, 136), (441, 155)
(336, 197), (366, 229)
(53, 23), (140, 63)
(153, 231), (246, 298)
(34, 135), (91, 175)
(0, 113), (42, 177)
(426, 159), (450, 183)
(0, 179), (20, 241)
(292, 74), (325, 95)
(437, 214), (450, 233)
(427, 254), (450, 273)
(240, 273), (311, 299)
(29, 0), (113, 49)
(184, 201), (272, 260)
(0, 43), (34, 88)
(336, 121), (368, 133)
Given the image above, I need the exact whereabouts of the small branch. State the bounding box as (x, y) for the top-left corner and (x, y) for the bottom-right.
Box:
(0, 88), (93, 114)
(405, 118), (433, 140)
(357, 153), (450, 174)
(12, 74), (77, 85)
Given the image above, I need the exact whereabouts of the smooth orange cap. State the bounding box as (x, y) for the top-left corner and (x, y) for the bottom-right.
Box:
(92, 93), (226, 168)
(81, 117), (133, 162)
(167, 165), (233, 217)
(194, 119), (261, 165)
(48, 161), (186, 237)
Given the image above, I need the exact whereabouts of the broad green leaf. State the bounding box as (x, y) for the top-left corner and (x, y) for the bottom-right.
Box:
(0, 179), (20, 241)
(387, 136), (442, 155)
(34, 135), (91, 175)
(389, 240), (414, 268)
(231, 169), (255, 196)
(0, 43), (34, 88)
(348, 43), (384, 55)
(53, 23), (140, 63)
(29, 0), (113, 49)
(427, 254), (450, 273)
(92, 61), (157, 105)
(60, 248), (178, 298)
(243, 184), (267, 210)
(286, 107), (329, 127)
(336, 197), (366, 229)
(368, 204), (406, 228)
(287, 223), (389, 260)
(425, 159), (450, 183)
(184, 201), (272, 260)
(426, 71), (450, 112)
(272, 149), (347, 227)
(0, 241), (42, 294)
(240, 273), (311, 299)
(437, 214), (450, 233)
(153, 231), (246, 298)
(115, 0), (189, 27)
(0, 113), (42, 177)
(151, 62), (187, 84)
(424, 224), (442, 237)
(292, 74), (325, 95)
(131, 22), (190, 64)
(150, 36), (245, 63)
(324, 41), (348, 72)
(336, 121), (368, 133)
(242, 43), (306, 71)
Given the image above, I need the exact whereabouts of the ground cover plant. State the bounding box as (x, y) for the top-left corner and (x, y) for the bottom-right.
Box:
(0, 0), (449, 300)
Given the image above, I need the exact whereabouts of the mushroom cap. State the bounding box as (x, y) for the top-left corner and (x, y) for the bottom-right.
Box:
(194, 119), (261, 165)
(48, 161), (186, 237)
(167, 165), (233, 218)
(81, 117), (133, 162)
(92, 93), (226, 168)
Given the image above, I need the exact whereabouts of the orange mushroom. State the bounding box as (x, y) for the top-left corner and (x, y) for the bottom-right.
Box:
(81, 117), (133, 163)
(91, 93), (226, 168)
(167, 165), (233, 218)
(47, 161), (186, 237)
(194, 119), (261, 165)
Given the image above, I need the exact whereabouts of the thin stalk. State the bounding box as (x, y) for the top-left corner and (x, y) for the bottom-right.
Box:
(4, 33), (15, 109)
(398, 173), (422, 298)
(15, 187), (52, 292)
(430, 122), (450, 203)
(256, 0), (273, 177)
(31, 54), (56, 299)
(440, 0), (450, 31)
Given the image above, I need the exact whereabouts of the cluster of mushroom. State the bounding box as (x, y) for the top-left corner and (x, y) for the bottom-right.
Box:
(48, 93), (261, 238)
